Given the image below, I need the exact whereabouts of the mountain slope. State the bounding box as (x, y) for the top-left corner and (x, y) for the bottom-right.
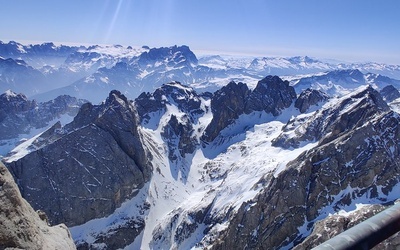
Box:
(0, 162), (75, 249)
(211, 87), (400, 249)
(3, 77), (400, 249)
(0, 90), (86, 157)
(4, 91), (152, 227)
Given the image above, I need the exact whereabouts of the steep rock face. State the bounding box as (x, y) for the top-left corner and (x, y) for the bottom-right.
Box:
(202, 76), (296, 143)
(202, 81), (250, 142)
(4, 90), (152, 227)
(294, 88), (329, 113)
(135, 82), (205, 126)
(136, 82), (207, 169)
(245, 75), (297, 115)
(0, 90), (36, 113)
(0, 90), (86, 141)
(380, 84), (400, 103)
(272, 86), (389, 148)
(161, 114), (197, 162)
(0, 162), (75, 249)
(137, 45), (198, 69)
(211, 103), (400, 249)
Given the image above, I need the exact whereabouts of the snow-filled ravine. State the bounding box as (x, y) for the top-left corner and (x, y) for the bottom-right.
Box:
(69, 104), (318, 249)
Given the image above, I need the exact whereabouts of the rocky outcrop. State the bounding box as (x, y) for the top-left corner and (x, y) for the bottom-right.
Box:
(136, 82), (207, 179)
(272, 86), (390, 148)
(203, 76), (296, 142)
(0, 162), (75, 249)
(245, 75), (297, 115)
(211, 90), (400, 249)
(380, 84), (400, 103)
(202, 81), (250, 142)
(162, 114), (197, 162)
(137, 45), (198, 69)
(135, 81), (205, 126)
(295, 88), (329, 113)
(0, 90), (86, 140)
(4, 90), (152, 227)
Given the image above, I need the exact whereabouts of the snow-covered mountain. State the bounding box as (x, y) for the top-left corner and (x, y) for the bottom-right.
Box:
(4, 75), (400, 249)
(289, 69), (400, 96)
(0, 90), (87, 157)
(3, 40), (400, 249)
(2, 40), (400, 104)
(0, 40), (80, 68)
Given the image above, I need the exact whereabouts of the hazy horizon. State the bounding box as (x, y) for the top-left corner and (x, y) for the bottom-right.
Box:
(1, 0), (399, 64)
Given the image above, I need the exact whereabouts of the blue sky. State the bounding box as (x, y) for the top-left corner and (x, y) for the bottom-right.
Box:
(1, 0), (399, 64)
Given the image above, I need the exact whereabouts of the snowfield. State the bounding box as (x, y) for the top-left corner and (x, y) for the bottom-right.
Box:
(70, 100), (318, 249)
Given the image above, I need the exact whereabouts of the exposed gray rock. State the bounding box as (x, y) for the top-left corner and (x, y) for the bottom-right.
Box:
(4, 90), (152, 227)
(210, 92), (400, 249)
(202, 81), (250, 142)
(202, 76), (296, 143)
(0, 162), (75, 249)
(135, 82), (206, 166)
(380, 84), (400, 103)
(245, 75), (297, 115)
(295, 88), (329, 113)
(76, 217), (145, 250)
(162, 114), (197, 161)
(0, 90), (86, 140)
(272, 86), (389, 148)
(135, 81), (205, 126)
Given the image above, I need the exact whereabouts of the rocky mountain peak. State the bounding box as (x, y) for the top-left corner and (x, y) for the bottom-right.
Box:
(273, 86), (390, 149)
(0, 92), (85, 150)
(245, 75), (297, 115)
(380, 85), (400, 103)
(0, 57), (29, 70)
(202, 81), (250, 142)
(202, 76), (297, 143)
(295, 88), (329, 113)
(135, 82), (204, 126)
(0, 90), (36, 113)
(105, 89), (131, 108)
(138, 45), (198, 68)
(5, 90), (152, 226)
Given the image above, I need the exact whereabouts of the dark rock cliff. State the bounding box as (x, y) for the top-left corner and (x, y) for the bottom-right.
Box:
(245, 75), (297, 115)
(202, 81), (250, 142)
(272, 86), (390, 148)
(0, 162), (75, 249)
(380, 84), (400, 103)
(202, 75), (296, 142)
(4, 90), (152, 227)
(0, 90), (86, 141)
(294, 88), (329, 113)
(211, 89), (400, 249)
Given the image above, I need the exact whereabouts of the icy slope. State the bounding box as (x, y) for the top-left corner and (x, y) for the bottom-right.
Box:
(69, 83), (316, 249)
(212, 86), (400, 249)
(4, 77), (400, 249)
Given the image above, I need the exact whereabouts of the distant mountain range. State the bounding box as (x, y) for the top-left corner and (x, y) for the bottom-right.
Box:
(3, 77), (400, 249)
(2, 40), (400, 249)
(1, 40), (400, 103)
